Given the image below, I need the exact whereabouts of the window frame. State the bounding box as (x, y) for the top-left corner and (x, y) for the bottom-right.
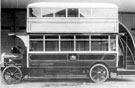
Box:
(29, 35), (44, 51)
(28, 7), (117, 18)
(28, 34), (117, 52)
(91, 35), (109, 51)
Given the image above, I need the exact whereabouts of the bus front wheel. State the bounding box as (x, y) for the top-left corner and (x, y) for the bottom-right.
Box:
(2, 66), (22, 84)
(89, 64), (109, 83)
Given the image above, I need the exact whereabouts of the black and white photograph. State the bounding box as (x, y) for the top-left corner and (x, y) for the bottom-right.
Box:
(0, 0), (135, 88)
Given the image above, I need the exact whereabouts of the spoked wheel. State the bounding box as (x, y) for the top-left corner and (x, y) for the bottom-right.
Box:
(89, 64), (109, 83)
(2, 66), (22, 84)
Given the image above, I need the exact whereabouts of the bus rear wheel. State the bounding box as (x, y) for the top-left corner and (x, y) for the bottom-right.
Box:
(89, 64), (109, 83)
(2, 66), (22, 84)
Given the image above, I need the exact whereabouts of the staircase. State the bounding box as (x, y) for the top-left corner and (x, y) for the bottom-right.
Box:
(117, 36), (135, 75)
(126, 51), (135, 69)
(119, 36), (135, 69)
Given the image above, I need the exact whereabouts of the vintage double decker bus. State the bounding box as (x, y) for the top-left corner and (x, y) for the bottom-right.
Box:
(1, 2), (135, 84)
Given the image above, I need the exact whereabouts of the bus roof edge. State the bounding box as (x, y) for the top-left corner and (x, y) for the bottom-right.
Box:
(28, 2), (118, 9)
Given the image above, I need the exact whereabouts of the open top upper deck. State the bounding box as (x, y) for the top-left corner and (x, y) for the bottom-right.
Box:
(27, 2), (118, 33)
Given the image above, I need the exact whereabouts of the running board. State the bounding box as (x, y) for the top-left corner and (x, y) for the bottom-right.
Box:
(28, 75), (88, 79)
(117, 69), (135, 75)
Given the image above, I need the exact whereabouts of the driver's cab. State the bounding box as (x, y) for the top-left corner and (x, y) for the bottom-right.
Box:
(1, 46), (26, 66)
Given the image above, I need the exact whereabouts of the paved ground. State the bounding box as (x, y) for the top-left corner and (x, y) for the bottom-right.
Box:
(0, 73), (135, 88)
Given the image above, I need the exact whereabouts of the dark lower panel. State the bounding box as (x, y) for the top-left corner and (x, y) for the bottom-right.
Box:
(29, 54), (116, 61)
(28, 68), (86, 77)
(79, 54), (116, 60)
(29, 53), (116, 69)
(30, 54), (67, 60)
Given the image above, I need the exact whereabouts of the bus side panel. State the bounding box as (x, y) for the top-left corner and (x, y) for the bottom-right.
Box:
(28, 53), (117, 77)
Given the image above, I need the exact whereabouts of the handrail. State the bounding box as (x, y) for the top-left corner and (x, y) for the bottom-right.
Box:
(119, 36), (135, 64)
(119, 37), (124, 52)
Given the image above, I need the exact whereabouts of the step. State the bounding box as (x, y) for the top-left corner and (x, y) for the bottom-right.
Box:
(127, 60), (134, 65)
(117, 68), (135, 75)
(126, 65), (135, 69)
(123, 56), (134, 61)
(127, 59), (134, 62)
(127, 56), (133, 60)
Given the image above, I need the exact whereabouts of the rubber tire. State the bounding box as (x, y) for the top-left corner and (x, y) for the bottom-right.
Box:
(89, 64), (109, 83)
(2, 66), (22, 84)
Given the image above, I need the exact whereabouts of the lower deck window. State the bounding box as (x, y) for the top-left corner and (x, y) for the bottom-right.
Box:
(30, 41), (43, 51)
(45, 41), (59, 51)
(61, 41), (74, 51)
(76, 41), (89, 51)
(29, 35), (116, 52)
(91, 36), (108, 51)
(91, 41), (108, 51)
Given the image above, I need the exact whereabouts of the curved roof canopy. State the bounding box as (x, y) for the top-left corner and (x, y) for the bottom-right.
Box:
(28, 2), (117, 8)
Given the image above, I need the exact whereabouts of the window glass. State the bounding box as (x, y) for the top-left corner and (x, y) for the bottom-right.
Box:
(30, 41), (43, 51)
(61, 35), (74, 39)
(45, 35), (58, 39)
(45, 41), (59, 51)
(91, 35), (108, 51)
(42, 8), (54, 17)
(68, 8), (78, 17)
(79, 8), (91, 17)
(55, 8), (66, 17)
(76, 41), (89, 51)
(76, 35), (89, 51)
(61, 41), (74, 51)
(61, 35), (74, 51)
(29, 8), (41, 17)
(45, 35), (59, 51)
(29, 35), (43, 51)
(30, 35), (43, 39)
(76, 35), (89, 39)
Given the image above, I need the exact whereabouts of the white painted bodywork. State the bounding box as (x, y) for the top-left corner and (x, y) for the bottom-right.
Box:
(27, 3), (118, 33)
(29, 21), (117, 33)
(16, 35), (28, 47)
(28, 2), (117, 8)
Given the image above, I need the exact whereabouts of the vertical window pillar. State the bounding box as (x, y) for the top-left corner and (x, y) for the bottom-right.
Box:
(28, 35), (30, 52)
(116, 35), (119, 67)
(59, 35), (61, 51)
(74, 35), (76, 51)
(40, 8), (42, 17)
(53, 8), (55, 18)
(66, 8), (68, 18)
(108, 35), (110, 51)
(78, 8), (80, 18)
(89, 35), (91, 51)
(43, 35), (45, 51)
